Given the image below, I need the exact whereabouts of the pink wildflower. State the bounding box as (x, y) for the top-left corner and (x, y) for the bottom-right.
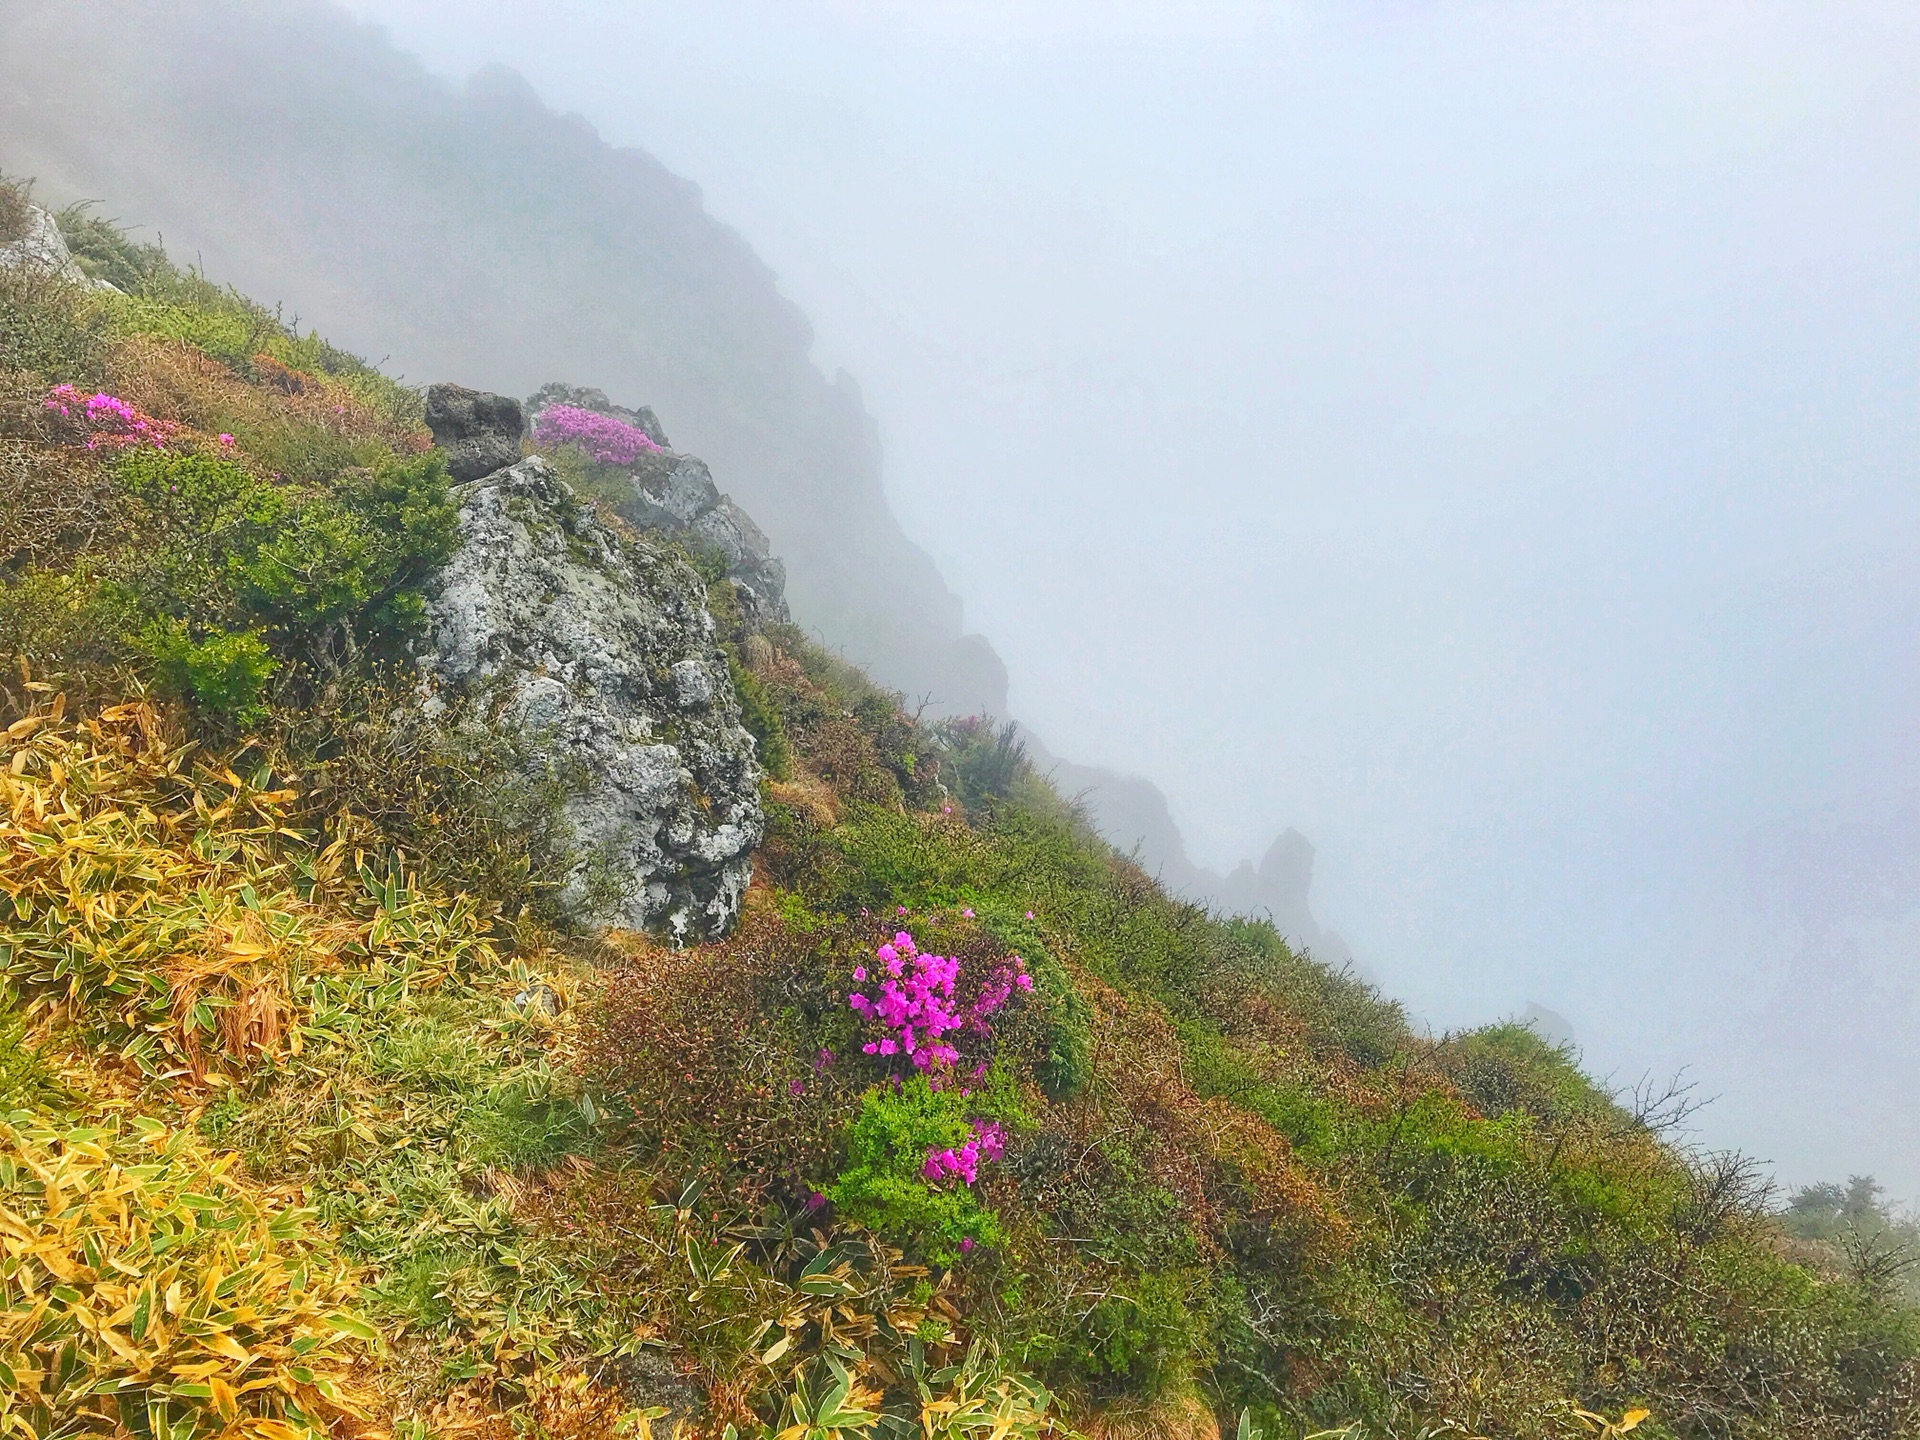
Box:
(530, 402), (662, 464)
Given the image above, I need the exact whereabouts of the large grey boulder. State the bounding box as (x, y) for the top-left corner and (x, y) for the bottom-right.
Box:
(425, 383), (525, 483)
(417, 455), (763, 941)
(525, 384), (791, 628)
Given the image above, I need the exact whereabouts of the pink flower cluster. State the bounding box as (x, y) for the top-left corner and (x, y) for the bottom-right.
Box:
(531, 402), (663, 465)
(849, 931), (966, 1071)
(43, 384), (183, 451)
(922, 1120), (1005, 1186)
(848, 930), (1030, 1076)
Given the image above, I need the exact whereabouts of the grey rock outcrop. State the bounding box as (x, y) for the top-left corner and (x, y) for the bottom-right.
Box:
(0, 203), (90, 284)
(417, 453), (763, 941)
(424, 383), (526, 483)
(526, 385), (791, 629)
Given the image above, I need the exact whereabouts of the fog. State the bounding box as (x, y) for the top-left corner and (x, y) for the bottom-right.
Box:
(332, 1), (1920, 1196)
(17, 2), (1920, 1197)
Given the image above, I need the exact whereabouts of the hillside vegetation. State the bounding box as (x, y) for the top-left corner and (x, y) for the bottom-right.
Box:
(1, 181), (1916, 1440)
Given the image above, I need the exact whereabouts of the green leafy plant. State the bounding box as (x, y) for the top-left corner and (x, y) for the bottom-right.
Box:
(902, 1341), (1061, 1440)
(773, 1355), (883, 1440)
(828, 1076), (1004, 1265)
(139, 617), (277, 725)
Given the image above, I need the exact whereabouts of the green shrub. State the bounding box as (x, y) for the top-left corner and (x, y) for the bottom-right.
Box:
(937, 716), (1030, 808)
(55, 201), (169, 292)
(0, 567), (142, 686)
(138, 617), (276, 725)
(111, 443), (455, 660)
(0, 263), (109, 383)
(829, 1076), (1005, 1264)
(1073, 1272), (1206, 1398)
(728, 645), (794, 780)
(0, 175), (31, 245)
(979, 912), (1089, 1101)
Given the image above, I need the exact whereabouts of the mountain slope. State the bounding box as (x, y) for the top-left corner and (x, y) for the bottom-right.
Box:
(1, 186), (1915, 1440)
(0, 0), (1008, 717)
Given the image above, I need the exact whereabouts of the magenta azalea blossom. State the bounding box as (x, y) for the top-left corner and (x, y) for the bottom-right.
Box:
(845, 930), (1029, 1082)
(921, 1119), (1006, 1188)
(531, 402), (663, 464)
(44, 384), (183, 451)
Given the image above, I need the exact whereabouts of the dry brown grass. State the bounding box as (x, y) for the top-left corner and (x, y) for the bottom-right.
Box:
(1080, 1388), (1220, 1440)
(103, 333), (429, 462)
(767, 773), (840, 829)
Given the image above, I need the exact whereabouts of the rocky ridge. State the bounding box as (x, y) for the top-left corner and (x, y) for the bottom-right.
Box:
(527, 383), (792, 630)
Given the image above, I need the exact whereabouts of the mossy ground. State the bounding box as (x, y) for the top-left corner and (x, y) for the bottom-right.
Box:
(0, 192), (1915, 1440)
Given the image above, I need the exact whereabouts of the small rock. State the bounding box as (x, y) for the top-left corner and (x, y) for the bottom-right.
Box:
(424, 383), (525, 482)
(511, 983), (563, 1016)
(672, 657), (717, 709)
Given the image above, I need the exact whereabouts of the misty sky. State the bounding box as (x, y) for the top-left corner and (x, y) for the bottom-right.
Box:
(344, 1), (1920, 1196)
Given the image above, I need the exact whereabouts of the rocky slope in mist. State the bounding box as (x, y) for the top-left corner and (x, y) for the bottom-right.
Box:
(4, 177), (1916, 1440)
(0, 0), (1007, 716)
(0, 0), (1363, 950)
(1033, 739), (1356, 968)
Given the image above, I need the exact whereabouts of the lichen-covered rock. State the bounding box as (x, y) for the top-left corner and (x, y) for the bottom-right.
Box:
(525, 384), (791, 627)
(417, 455), (763, 940)
(425, 383), (526, 483)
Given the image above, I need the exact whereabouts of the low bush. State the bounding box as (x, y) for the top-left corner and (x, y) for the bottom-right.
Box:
(0, 176), (31, 245)
(0, 263), (109, 383)
(829, 1077), (1007, 1264)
